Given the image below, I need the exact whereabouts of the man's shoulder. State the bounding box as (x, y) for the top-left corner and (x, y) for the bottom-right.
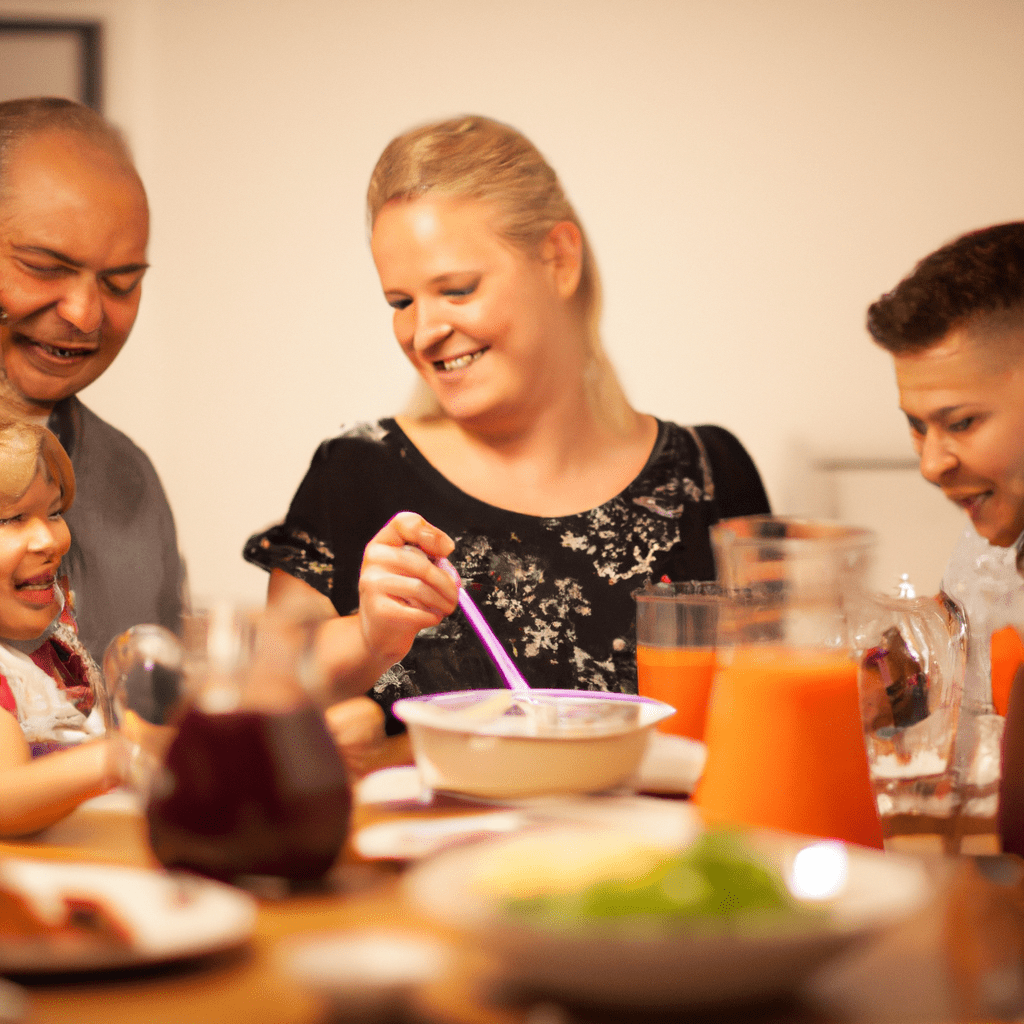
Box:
(52, 396), (163, 475)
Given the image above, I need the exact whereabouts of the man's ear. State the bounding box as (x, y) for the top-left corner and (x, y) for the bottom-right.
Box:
(542, 221), (584, 300)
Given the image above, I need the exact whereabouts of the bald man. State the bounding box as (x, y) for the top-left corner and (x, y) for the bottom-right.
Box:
(0, 97), (183, 661)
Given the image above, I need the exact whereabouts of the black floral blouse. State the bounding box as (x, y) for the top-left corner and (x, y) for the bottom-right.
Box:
(244, 419), (769, 733)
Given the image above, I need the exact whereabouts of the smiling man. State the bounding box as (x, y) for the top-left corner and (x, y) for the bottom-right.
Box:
(867, 223), (1024, 725)
(867, 224), (1024, 551)
(0, 97), (183, 661)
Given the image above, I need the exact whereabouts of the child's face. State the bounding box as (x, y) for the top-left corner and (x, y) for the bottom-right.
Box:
(894, 328), (1024, 547)
(0, 469), (70, 640)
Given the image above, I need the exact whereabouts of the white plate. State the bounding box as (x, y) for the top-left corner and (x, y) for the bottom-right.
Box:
(355, 766), (425, 805)
(636, 731), (706, 794)
(354, 793), (702, 861)
(354, 731), (707, 810)
(355, 811), (530, 860)
(0, 859), (257, 973)
(404, 820), (934, 1008)
(355, 791), (701, 861)
(283, 930), (450, 1014)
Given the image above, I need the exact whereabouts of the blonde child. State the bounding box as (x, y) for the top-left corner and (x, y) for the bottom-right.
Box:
(0, 418), (125, 835)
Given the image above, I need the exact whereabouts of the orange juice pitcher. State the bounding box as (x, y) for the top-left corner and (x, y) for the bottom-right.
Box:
(693, 517), (883, 849)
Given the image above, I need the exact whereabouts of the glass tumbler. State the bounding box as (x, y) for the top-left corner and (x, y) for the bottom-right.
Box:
(634, 581), (722, 741)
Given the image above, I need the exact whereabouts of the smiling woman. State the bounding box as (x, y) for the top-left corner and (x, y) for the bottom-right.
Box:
(244, 115), (771, 769)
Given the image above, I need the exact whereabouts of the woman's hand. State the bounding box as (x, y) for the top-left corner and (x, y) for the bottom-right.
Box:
(357, 511), (459, 668)
(270, 513), (458, 701)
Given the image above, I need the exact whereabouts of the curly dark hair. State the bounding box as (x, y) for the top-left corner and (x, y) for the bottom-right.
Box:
(866, 222), (1024, 353)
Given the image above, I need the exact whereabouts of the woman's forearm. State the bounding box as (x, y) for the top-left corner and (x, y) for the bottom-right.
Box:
(266, 567), (418, 700)
(314, 614), (397, 699)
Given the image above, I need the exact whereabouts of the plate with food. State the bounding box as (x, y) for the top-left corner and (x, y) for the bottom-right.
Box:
(0, 858), (257, 973)
(404, 814), (933, 1008)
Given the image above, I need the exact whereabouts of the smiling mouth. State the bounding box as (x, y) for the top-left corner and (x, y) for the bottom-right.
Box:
(948, 491), (992, 514)
(15, 573), (55, 593)
(22, 336), (97, 361)
(434, 348), (487, 372)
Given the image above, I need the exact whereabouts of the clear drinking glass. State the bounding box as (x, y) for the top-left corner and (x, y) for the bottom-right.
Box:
(634, 581), (723, 741)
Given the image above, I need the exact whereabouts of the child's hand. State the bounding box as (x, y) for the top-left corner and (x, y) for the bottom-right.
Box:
(116, 709), (176, 790)
(357, 511), (459, 667)
(324, 696), (386, 777)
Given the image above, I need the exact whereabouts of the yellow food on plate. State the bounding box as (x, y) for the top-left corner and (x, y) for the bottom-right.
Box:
(470, 830), (669, 900)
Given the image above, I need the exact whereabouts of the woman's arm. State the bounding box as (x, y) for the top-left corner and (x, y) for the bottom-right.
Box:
(268, 512), (459, 700)
(267, 571), (384, 698)
(0, 709), (124, 837)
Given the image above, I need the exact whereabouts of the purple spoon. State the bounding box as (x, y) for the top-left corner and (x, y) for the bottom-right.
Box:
(434, 557), (532, 692)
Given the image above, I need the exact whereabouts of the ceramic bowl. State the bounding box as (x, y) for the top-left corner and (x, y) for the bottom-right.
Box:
(393, 689), (675, 800)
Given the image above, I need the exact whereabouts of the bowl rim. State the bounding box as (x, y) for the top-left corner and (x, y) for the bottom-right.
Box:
(393, 688), (676, 736)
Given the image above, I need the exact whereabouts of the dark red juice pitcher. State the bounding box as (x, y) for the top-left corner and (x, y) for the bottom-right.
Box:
(103, 605), (350, 883)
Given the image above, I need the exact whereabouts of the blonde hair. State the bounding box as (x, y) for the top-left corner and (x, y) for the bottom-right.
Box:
(0, 420), (75, 512)
(367, 115), (635, 432)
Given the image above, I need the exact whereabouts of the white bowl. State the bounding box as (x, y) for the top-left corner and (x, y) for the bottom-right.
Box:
(393, 689), (675, 800)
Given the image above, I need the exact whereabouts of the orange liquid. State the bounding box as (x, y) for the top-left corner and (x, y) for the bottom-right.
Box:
(694, 648), (883, 849)
(991, 626), (1024, 717)
(636, 645), (716, 741)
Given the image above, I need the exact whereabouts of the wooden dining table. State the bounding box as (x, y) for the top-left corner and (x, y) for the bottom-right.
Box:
(4, 735), (1024, 1024)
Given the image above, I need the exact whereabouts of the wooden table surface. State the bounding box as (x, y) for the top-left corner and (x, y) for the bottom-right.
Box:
(3, 738), (1024, 1024)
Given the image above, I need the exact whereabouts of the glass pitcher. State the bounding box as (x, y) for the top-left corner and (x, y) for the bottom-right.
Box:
(855, 578), (968, 853)
(102, 603), (351, 883)
(693, 516), (884, 848)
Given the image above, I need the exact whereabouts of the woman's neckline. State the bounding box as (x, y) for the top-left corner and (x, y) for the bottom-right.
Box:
(382, 415), (667, 520)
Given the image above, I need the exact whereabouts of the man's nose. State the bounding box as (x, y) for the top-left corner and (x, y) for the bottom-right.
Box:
(56, 277), (103, 335)
(918, 430), (958, 485)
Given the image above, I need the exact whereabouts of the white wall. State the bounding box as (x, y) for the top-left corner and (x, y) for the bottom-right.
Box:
(2, 0), (1023, 605)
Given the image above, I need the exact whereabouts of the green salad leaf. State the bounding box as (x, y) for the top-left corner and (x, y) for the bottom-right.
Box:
(506, 831), (798, 926)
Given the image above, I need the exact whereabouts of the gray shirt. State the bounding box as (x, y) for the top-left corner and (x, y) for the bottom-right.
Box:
(48, 396), (184, 663)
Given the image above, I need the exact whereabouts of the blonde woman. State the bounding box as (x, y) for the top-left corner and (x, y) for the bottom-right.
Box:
(245, 116), (769, 761)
